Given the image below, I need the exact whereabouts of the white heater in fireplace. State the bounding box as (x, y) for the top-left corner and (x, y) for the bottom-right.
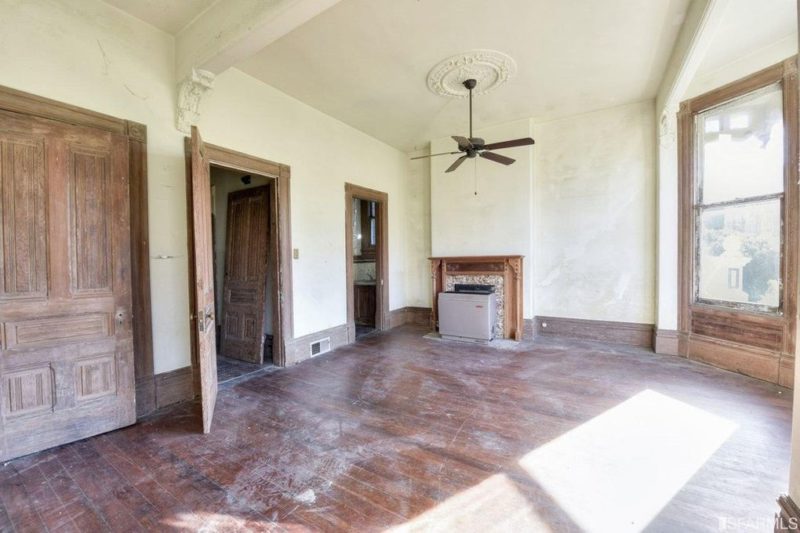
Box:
(438, 284), (497, 343)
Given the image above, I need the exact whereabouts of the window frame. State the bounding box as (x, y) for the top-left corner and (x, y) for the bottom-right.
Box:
(677, 58), (798, 359)
(691, 83), (786, 314)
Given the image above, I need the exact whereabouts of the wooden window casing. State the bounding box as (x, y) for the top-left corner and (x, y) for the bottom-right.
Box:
(678, 58), (798, 387)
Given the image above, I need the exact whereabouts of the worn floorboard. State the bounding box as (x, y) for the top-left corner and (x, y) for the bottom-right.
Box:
(0, 325), (791, 532)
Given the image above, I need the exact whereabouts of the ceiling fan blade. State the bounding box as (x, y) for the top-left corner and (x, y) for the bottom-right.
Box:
(410, 151), (460, 160)
(480, 151), (515, 165)
(452, 136), (472, 150)
(445, 155), (468, 173)
(483, 137), (535, 151)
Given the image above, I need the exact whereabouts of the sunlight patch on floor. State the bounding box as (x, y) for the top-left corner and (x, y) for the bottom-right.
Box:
(385, 473), (553, 532)
(518, 389), (737, 533)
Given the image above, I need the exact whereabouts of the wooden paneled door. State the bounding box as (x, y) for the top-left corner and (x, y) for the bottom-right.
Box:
(221, 186), (270, 364)
(190, 127), (218, 433)
(0, 109), (135, 461)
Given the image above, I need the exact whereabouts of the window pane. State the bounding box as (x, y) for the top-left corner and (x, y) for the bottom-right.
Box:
(697, 199), (781, 308)
(696, 84), (784, 204)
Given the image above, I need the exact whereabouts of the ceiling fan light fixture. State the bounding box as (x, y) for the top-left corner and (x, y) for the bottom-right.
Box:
(413, 55), (534, 172)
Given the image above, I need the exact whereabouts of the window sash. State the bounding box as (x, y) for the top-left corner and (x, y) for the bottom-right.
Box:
(689, 79), (787, 315)
(693, 83), (784, 207)
(693, 195), (784, 314)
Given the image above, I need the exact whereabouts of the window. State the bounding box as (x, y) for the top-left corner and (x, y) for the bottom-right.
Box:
(678, 58), (798, 385)
(368, 201), (377, 246)
(727, 268), (740, 289)
(693, 84), (784, 313)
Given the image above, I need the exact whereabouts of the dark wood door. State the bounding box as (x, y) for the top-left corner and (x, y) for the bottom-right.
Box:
(190, 126), (217, 434)
(221, 186), (269, 364)
(354, 284), (376, 326)
(0, 109), (135, 461)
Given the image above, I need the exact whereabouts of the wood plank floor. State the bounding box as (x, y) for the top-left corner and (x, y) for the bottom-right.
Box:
(0, 325), (791, 532)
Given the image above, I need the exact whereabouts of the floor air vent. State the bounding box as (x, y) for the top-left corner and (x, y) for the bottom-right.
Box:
(310, 337), (331, 357)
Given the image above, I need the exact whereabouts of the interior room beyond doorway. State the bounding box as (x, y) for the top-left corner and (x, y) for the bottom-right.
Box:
(210, 166), (276, 383)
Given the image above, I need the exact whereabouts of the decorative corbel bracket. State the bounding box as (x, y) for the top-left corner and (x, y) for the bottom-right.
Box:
(659, 106), (678, 147)
(176, 69), (215, 134)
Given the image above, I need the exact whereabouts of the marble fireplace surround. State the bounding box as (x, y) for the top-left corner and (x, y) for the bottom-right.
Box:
(430, 255), (524, 340)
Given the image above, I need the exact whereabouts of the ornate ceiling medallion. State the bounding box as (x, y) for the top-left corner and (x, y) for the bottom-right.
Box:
(427, 50), (517, 98)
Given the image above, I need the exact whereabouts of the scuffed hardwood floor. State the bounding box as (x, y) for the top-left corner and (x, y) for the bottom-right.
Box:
(0, 325), (791, 532)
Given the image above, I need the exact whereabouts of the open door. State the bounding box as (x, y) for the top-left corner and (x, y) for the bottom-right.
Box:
(190, 126), (217, 433)
(221, 186), (270, 364)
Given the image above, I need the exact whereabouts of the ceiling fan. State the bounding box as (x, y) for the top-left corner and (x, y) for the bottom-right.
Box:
(412, 78), (535, 172)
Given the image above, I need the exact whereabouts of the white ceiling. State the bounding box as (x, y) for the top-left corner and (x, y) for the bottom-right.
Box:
(237, 0), (690, 151)
(103, 0), (217, 34)
(696, 0), (797, 75)
(104, 0), (796, 153)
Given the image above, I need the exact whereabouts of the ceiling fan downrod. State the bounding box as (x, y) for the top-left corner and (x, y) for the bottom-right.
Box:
(464, 78), (476, 140)
(408, 77), (535, 172)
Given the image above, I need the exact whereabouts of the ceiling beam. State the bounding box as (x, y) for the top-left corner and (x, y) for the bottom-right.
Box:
(655, 0), (730, 114)
(175, 0), (341, 81)
(173, 0), (341, 131)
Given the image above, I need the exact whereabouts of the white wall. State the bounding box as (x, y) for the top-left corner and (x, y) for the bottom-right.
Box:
(406, 151), (432, 307)
(429, 107), (656, 325)
(198, 69), (417, 338)
(0, 0), (190, 373)
(534, 101), (656, 324)
(430, 120), (535, 318)
(0, 0), (425, 373)
(685, 35), (797, 100)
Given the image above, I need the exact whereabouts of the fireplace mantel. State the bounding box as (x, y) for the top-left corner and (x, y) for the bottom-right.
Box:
(429, 255), (524, 340)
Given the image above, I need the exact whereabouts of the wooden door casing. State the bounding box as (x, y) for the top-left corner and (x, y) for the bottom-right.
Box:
(221, 186), (270, 364)
(0, 109), (135, 461)
(344, 183), (389, 342)
(190, 126), (218, 434)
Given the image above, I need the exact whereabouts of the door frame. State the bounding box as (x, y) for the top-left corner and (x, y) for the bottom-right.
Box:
(345, 183), (389, 341)
(0, 84), (154, 416)
(185, 140), (293, 372)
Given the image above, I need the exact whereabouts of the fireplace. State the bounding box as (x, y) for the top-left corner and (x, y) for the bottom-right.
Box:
(429, 255), (524, 340)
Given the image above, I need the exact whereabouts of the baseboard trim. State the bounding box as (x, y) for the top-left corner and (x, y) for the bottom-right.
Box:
(654, 329), (679, 356)
(534, 316), (655, 347)
(389, 306), (432, 329)
(284, 323), (350, 365)
(776, 494), (800, 531)
(681, 332), (793, 387)
(135, 376), (156, 417)
(524, 318), (535, 338)
(136, 366), (195, 418)
(154, 366), (194, 409)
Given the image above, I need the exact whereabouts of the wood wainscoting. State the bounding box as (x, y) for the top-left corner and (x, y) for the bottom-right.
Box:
(430, 256), (524, 340)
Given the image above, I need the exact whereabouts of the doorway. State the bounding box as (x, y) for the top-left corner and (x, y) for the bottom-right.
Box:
(186, 128), (293, 433)
(210, 167), (274, 383)
(345, 183), (389, 341)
